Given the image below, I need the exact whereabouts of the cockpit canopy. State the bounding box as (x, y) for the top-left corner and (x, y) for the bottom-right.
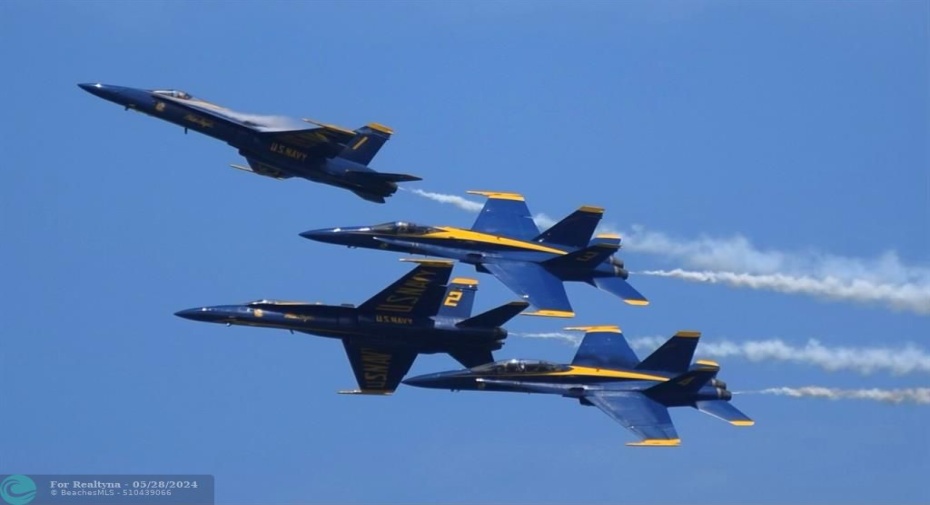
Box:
(153, 89), (192, 100)
(370, 221), (437, 235)
(470, 359), (571, 375)
(246, 299), (318, 306)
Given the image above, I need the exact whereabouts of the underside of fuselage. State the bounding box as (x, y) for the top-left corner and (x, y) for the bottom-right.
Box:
(79, 83), (414, 202)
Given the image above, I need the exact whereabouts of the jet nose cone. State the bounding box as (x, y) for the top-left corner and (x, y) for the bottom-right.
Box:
(299, 228), (338, 241)
(77, 82), (139, 106)
(400, 376), (427, 387)
(175, 307), (214, 322)
(401, 374), (441, 388)
(78, 82), (108, 97)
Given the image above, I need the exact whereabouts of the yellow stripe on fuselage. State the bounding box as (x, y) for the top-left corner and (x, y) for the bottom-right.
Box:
(477, 366), (667, 382)
(419, 227), (567, 255)
(547, 366), (668, 382)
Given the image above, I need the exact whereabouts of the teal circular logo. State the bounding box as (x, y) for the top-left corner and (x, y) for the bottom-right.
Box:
(0, 475), (36, 505)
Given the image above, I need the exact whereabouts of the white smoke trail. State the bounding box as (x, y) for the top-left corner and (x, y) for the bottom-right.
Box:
(640, 269), (930, 315)
(510, 332), (581, 345)
(626, 226), (930, 314)
(408, 190), (930, 314)
(622, 226), (922, 282)
(515, 333), (930, 376)
(632, 337), (930, 376)
(755, 387), (930, 405)
(532, 213), (557, 230)
(407, 189), (484, 212)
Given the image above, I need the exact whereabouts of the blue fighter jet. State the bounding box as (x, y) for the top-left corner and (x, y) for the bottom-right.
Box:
(300, 191), (647, 317)
(78, 83), (420, 202)
(403, 326), (754, 446)
(175, 260), (529, 394)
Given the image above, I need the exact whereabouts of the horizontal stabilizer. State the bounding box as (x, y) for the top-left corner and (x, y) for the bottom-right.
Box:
(345, 170), (422, 183)
(592, 277), (649, 306)
(544, 242), (617, 271)
(456, 301), (530, 328)
(695, 400), (755, 426)
(533, 205), (604, 248)
(350, 190), (385, 204)
(636, 331), (700, 373)
(448, 349), (494, 368)
(645, 366), (717, 399)
(626, 439), (681, 447)
(337, 389), (393, 396)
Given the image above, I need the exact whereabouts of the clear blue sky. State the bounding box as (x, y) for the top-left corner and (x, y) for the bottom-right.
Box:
(2, 1), (927, 503)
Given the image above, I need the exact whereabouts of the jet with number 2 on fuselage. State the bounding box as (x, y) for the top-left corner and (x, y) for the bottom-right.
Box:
(78, 83), (420, 203)
(403, 326), (754, 446)
(175, 259), (529, 395)
(300, 191), (648, 317)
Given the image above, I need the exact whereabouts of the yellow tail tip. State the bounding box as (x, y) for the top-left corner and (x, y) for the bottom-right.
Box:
(523, 310), (575, 318)
(627, 438), (681, 447)
(466, 190), (525, 201)
(564, 325), (622, 333)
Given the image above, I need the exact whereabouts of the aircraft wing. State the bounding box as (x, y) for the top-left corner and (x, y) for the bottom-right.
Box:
(340, 341), (418, 395)
(584, 392), (681, 447)
(482, 262), (574, 317)
(467, 191), (540, 240)
(258, 127), (353, 160)
(357, 259), (453, 316)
